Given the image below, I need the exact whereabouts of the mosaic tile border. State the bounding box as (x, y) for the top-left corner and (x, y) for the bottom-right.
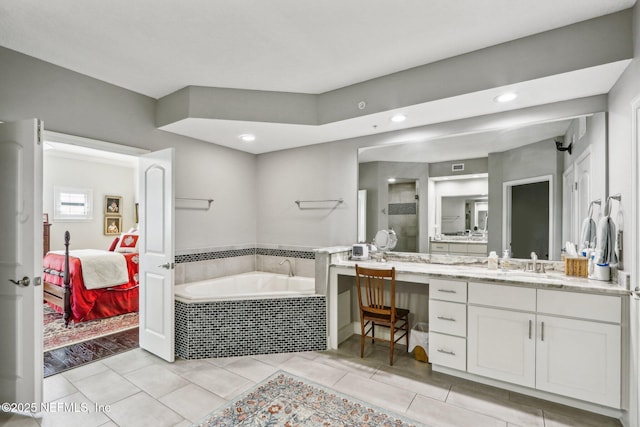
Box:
(175, 247), (316, 264)
(175, 296), (327, 359)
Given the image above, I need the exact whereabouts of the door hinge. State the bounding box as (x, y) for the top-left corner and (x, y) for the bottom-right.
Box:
(36, 122), (42, 145)
(574, 182), (578, 190)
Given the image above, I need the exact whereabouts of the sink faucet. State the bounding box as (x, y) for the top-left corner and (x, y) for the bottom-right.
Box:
(525, 252), (544, 273)
(279, 258), (295, 277)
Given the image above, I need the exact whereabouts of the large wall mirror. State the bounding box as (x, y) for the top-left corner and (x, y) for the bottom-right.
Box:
(357, 111), (608, 261)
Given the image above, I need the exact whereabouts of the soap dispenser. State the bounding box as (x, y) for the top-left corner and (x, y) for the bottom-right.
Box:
(501, 249), (511, 271)
(487, 251), (498, 270)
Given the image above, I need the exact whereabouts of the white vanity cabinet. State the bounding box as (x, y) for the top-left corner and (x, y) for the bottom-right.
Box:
(463, 283), (621, 408)
(467, 283), (537, 387)
(428, 278), (467, 370)
(536, 290), (621, 408)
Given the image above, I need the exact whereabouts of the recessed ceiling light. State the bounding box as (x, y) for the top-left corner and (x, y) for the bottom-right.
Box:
(388, 178), (396, 183)
(391, 113), (407, 123)
(239, 134), (255, 142)
(494, 92), (518, 103)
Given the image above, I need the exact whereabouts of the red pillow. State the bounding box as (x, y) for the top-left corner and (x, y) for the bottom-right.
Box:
(108, 237), (120, 251)
(115, 233), (139, 253)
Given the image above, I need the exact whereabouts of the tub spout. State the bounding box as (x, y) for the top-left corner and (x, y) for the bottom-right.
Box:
(279, 258), (295, 277)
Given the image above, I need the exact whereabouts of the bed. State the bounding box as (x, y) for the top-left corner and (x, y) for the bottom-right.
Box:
(43, 230), (139, 327)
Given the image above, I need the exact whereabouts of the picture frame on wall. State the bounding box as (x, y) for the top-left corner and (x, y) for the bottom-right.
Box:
(104, 216), (121, 235)
(105, 195), (122, 215)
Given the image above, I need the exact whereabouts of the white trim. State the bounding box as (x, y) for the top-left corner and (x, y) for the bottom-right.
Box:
(502, 175), (554, 258)
(631, 96), (640, 292)
(44, 131), (150, 156)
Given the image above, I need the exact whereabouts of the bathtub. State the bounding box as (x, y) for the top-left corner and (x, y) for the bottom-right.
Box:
(174, 271), (326, 359)
(174, 271), (315, 301)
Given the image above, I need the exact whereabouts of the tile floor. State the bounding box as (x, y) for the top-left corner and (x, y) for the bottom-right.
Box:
(1, 337), (623, 427)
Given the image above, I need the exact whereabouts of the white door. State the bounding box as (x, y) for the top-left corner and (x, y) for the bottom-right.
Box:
(575, 149), (592, 227)
(536, 315), (620, 408)
(138, 148), (175, 362)
(0, 119), (43, 403)
(467, 306), (536, 387)
(562, 165), (574, 245)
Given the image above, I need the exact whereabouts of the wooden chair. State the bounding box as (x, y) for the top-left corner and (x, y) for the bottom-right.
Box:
(355, 264), (410, 365)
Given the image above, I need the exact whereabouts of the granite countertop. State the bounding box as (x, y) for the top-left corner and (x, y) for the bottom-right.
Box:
(331, 259), (629, 296)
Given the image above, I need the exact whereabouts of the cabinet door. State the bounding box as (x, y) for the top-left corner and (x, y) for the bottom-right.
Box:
(536, 315), (620, 408)
(467, 306), (536, 387)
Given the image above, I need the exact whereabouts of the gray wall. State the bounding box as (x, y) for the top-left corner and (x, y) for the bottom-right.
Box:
(0, 46), (257, 251)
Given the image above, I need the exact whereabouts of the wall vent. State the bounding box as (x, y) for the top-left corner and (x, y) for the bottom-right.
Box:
(452, 163), (465, 172)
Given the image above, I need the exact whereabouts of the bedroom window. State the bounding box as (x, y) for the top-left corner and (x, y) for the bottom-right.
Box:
(54, 187), (93, 221)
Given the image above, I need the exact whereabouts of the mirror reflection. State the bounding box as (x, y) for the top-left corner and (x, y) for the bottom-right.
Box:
(357, 112), (607, 261)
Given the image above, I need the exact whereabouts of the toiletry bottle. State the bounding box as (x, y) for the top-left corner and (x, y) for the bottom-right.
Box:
(501, 249), (510, 271)
(488, 251), (498, 270)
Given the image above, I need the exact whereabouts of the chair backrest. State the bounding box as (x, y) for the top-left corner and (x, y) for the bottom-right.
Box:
(355, 265), (397, 320)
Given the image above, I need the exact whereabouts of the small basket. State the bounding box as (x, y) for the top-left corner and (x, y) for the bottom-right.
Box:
(565, 257), (588, 277)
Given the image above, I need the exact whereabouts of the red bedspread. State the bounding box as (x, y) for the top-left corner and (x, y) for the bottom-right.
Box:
(43, 251), (139, 323)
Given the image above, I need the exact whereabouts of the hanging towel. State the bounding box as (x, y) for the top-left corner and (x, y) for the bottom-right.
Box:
(593, 216), (617, 266)
(578, 217), (597, 254)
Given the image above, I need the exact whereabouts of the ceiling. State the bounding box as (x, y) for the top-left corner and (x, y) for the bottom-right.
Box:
(1, 0), (636, 154)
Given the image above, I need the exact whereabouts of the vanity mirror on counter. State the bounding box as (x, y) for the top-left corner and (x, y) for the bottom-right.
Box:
(357, 111), (608, 261)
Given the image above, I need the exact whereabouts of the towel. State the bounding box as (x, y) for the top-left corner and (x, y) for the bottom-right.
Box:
(593, 216), (617, 266)
(51, 249), (128, 290)
(578, 217), (597, 254)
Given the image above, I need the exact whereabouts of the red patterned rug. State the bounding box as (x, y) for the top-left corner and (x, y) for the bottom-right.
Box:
(43, 304), (139, 351)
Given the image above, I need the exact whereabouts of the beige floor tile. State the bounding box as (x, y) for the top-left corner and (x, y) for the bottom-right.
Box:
(61, 361), (109, 384)
(543, 408), (623, 427)
(97, 422), (118, 427)
(73, 370), (140, 406)
(249, 352), (296, 366)
(0, 412), (40, 426)
(158, 383), (226, 423)
(43, 374), (78, 402)
(408, 394), (507, 427)
(106, 392), (183, 427)
(280, 355), (348, 387)
(124, 364), (190, 399)
(101, 348), (163, 375)
(164, 358), (216, 375)
(221, 357), (279, 382)
(313, 351), (380, 378)
(371, 368), (451, 401)
(34, 392), (111, 427)
(447, 383), (543, 427)
(179, 365), (253, 399)
(332, 372), (416, 415)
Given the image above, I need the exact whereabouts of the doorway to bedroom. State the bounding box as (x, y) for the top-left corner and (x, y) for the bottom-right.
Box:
(42, 133), (144, 377)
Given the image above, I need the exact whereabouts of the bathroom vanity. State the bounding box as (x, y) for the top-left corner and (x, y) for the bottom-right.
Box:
(429, 238), (488, 256)
(316, 247), (629, 417)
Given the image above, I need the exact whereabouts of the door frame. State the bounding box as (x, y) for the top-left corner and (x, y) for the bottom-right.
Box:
(502, 175), (554, 258)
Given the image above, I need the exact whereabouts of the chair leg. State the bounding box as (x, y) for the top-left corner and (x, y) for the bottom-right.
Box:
(389, 324), (395, 366)
(371, 322), (375, 343)
(405, 316), (410, 351)
(360, 320), (365, 358)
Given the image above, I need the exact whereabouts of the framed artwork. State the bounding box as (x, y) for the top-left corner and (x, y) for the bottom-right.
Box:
(105, 195), (122, 215)
(104, 216), (121, 235)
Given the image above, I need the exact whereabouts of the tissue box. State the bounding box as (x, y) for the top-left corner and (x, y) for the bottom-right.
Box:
(565, 257), (588, 277)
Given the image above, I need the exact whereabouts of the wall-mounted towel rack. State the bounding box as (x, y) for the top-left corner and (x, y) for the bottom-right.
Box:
(605, 194), (621, 217)
(176, 197), (214, 211)
(588, 199), (601, 218)
(295, 198), (344, 210)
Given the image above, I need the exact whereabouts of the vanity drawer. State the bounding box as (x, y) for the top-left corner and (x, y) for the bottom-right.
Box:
(430, 278), (467, 303)
(468, 282), (536, 311)
(537, 290), (621, 323)
(429, 300), (467, 337)
(429, 332), (466, 370)
(430, 242), (449, 252)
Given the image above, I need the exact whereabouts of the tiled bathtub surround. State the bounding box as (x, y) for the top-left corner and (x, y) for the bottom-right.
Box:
(175, 245), (316, 285)
(175, 296), (327, 359)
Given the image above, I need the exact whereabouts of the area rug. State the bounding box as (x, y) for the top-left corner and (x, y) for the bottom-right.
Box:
(43, 304), (139, 351)
(193, 371), (424, 427)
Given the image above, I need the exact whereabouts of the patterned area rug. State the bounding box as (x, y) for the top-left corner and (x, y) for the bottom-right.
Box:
(194, 371), (424, 427)
(43, 304), (139, 351)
